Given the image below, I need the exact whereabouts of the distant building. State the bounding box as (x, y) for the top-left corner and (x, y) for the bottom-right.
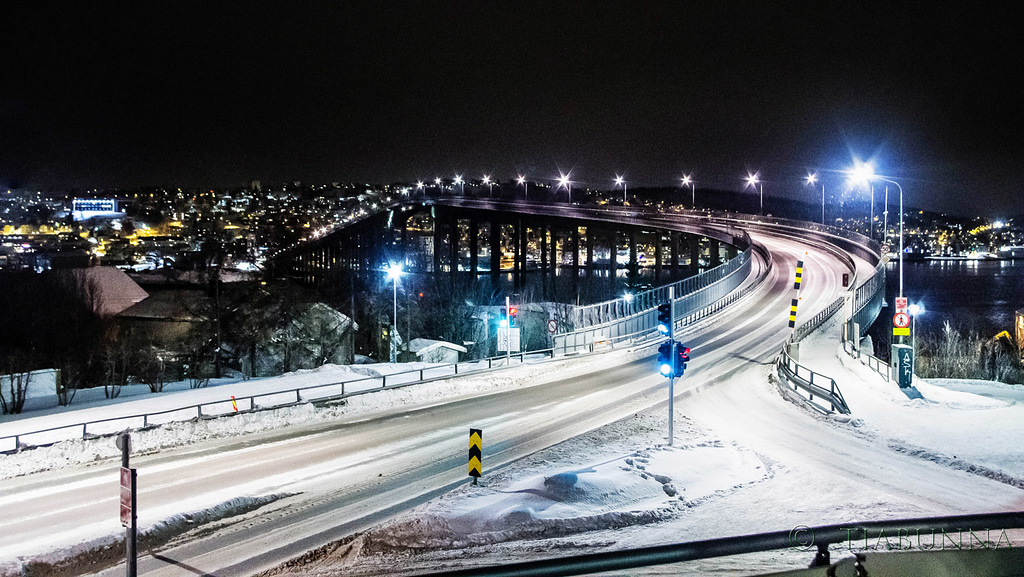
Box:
(72, 198), (125, 221)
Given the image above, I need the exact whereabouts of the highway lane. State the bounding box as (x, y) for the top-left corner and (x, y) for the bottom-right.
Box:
(1, 232), (847, 576)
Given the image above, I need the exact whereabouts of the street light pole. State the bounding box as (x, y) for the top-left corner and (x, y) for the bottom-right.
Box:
(681, 175), (694, 208)
(615, 175), (626, 203)
(517, 175), (527, 199)
(386, 264), (404, 363)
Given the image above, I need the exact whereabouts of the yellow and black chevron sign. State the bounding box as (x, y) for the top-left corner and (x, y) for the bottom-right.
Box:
(468, 428), (483, 480)
(793, 259), (804, 290)
(788, 298), (800, 328)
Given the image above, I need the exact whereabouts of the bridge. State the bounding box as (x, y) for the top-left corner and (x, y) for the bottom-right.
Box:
(268, 197), (886, 356)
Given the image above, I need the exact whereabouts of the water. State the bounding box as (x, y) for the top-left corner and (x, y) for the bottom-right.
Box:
(882, 259), (1024, 337)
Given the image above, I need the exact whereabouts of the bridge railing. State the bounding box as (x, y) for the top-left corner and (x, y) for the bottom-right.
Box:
(554, 243), (756, 355)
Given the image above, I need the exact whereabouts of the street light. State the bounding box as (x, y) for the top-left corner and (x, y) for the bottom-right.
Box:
(483, 174), (493, 197)
(385, 263), (404, 363)
(557, 171), (572, 203)
(745, 172), (763, 215)
(615, 175), (626, 203)
(517, 175), (528, 199)
(847, 161), (905, 298)
(681, 174), (694, 208)
(806, 173), (825, 224)
(435, 177), (442, 196)
(416, 181), (425, 196)
(454, 174), (464, 195)
(908, 303), (923, 375)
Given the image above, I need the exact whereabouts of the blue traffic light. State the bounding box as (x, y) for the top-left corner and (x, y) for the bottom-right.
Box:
(657, 303), (672, 335)
(658, 341), (673, 376)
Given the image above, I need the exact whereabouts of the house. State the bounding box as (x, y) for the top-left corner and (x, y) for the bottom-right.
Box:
(408, 338), (467, 364)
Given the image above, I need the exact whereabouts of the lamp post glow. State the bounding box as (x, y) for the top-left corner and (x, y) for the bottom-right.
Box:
(435, 177), (442, 196)
(416, 181), (425, 196)
(615, 175), (626, 203)
(847, 162), (905, 299)
(746, 173), (763, 215)
(385, 263), (404, 363)
(557, 172), (572, 203)
(455, 174), (464, 196)
(517, 175), (528, 199)
(681, 175), (694, 208)
(483, 175), (493, 197)
(806, 173), (825, 224)
(908, 303), (922, 375)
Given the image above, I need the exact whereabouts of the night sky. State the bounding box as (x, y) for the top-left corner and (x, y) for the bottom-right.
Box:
(4, 2), (1021, 217)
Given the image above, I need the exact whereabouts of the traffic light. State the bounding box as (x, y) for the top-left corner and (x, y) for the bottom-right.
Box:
(657, 303), (672, 335)
(674, 344), (690, 377)
(658, 341), (673, 376)
(508, 306), (517, 327)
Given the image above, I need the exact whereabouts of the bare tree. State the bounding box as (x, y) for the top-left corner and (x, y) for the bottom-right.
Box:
(0, 352), (33, 415)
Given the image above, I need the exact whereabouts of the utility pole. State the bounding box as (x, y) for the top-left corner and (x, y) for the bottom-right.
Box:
(667, 286), (675, 445)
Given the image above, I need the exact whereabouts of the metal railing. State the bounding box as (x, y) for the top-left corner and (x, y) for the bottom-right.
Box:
(792, 296), (844, 343)
(566, 241), (751, 332)
(414, 511), (1024, 577)
(554, 244), (757, 355)
(842, 339), (891, 382)
(777, 347), (851, 415)
(0, 349), (564, 452)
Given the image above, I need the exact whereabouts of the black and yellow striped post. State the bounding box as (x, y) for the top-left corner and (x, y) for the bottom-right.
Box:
(788, 298), (800, 329)
(793, 259), (804, 290)
(468, 428), (483, 484)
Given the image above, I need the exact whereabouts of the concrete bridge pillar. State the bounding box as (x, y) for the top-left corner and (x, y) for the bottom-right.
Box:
(609, 230), (618, 288)
(709, 238), (721, 268)
(490, 216), (502, 287)
(655, 233), (663, 283)
(585, 227), (594, 278)
(671, 232), (680, 280)
(690, 236), (701, 275)
(469, 217), (479, 278)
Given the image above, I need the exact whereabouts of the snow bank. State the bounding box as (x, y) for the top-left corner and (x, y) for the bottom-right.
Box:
(361, 441), (766, 553)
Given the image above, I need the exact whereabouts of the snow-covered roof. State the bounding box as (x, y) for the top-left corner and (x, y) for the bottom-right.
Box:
(408, 338), (468, 355)
(54, 267), (149, 317)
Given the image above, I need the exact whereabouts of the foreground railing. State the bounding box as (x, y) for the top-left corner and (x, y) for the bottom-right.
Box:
(415, 511), (1024, 577)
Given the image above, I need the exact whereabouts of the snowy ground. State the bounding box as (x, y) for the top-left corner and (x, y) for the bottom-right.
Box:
(4, 314), (1024, 577)
(259, 315), (1024, 576)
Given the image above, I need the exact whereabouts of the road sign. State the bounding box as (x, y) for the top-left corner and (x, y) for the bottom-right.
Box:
(895, 297), (908, 314)
(547, 319), (558, 334)
(120, 466), (135, 527)
(468, 428), (482, 481)
(893, 312), (910, 328)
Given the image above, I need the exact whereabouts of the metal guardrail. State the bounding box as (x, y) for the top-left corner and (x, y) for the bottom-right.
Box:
(555, 244), (756, 354)
(777, 349), (851, 415)
(792, 296), (844, 343)
(0, 350), (560, 452)
(415, 511), (1024, 577)
(567, 242), (751, 331)
(842, 339), (892, 383)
